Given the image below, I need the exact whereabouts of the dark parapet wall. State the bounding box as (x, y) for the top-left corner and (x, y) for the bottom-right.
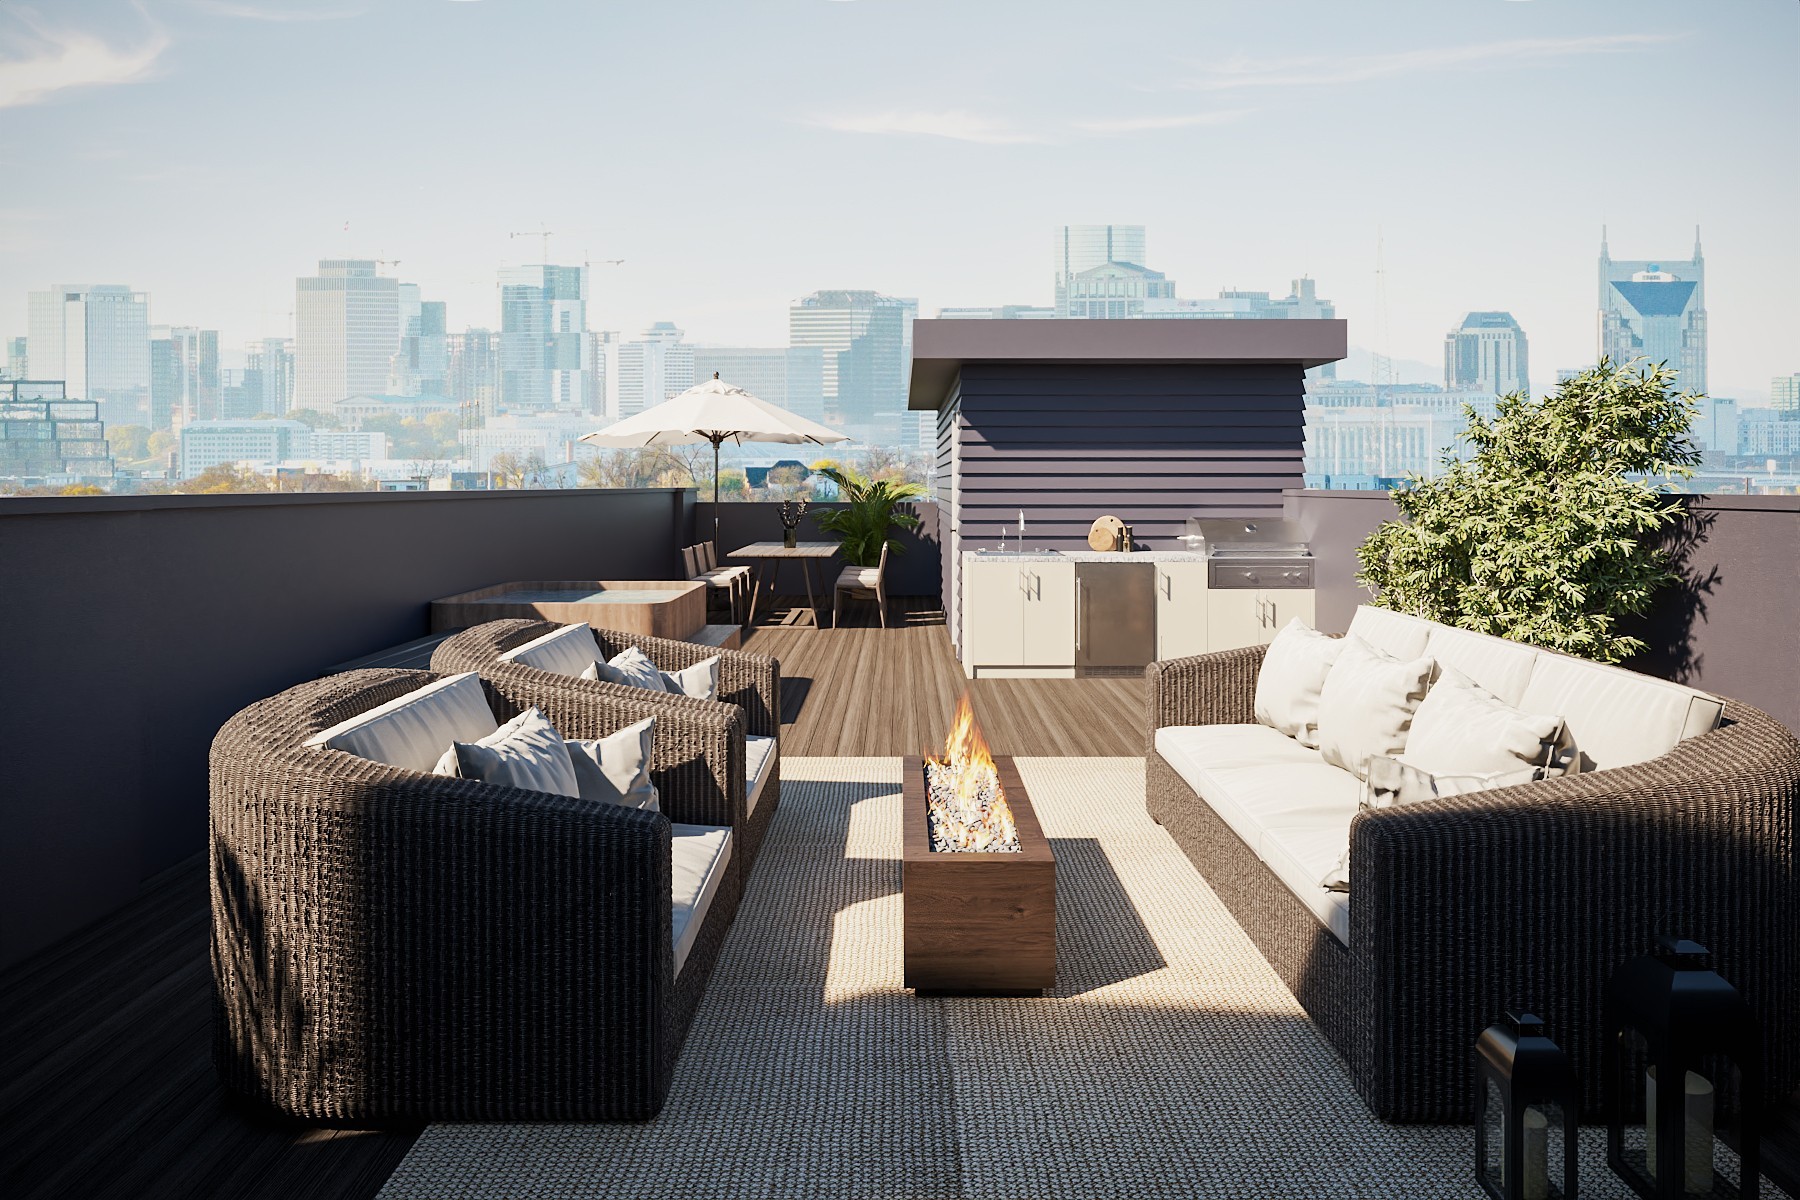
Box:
(0, 487), (691, 970)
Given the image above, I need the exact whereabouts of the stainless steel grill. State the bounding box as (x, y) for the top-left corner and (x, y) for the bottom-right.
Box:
(1183, 517), (1314, 589)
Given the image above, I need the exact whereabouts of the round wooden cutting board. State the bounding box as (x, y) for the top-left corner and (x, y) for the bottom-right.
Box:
(1087, 515), (1126, 552)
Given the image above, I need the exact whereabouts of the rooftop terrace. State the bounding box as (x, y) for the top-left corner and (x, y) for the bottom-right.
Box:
(1, 486), (1796, 1198)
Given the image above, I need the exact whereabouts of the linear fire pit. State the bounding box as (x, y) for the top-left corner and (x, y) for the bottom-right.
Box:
(902, 752), (1056, 994)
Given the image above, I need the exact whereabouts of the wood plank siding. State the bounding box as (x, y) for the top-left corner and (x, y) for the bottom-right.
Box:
(938, 361), (1307, 645)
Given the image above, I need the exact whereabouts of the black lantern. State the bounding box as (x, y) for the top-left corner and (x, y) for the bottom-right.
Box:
(1477, 1011), (1580, 1199)
(1604, 938), (1762, 1199)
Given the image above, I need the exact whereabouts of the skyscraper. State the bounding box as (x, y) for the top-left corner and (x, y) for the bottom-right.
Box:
(26, 284), (151, 426)
(5, 336), (26, 379)
(449, 328), (500, 417)
(1598, 229), (1706, 394)
(294, 260), (400, 414)
(607, 323), (695, 420)
(1053, 225), (1147, 316)
(246, 338), (296, 416)
(691, 346), (826, 423)
(149, 327), (220, 426)
(499, 264), (587, 412)
(1772, 373), (1799, 420)
(1444, 312), (1530, 397)
(788, 290), (917, 445)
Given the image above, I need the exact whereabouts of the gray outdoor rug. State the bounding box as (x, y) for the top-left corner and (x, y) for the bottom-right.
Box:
(378, 757), (1782, 1200)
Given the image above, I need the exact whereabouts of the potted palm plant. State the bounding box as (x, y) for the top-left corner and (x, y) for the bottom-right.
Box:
(809, 463), (925, 567)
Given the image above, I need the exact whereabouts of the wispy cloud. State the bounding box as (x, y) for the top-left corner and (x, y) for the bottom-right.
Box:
(1183, 33), (1680, 91)
(1073, 109), (1252, 134)
(186, 0), (361, 19)
(811, 109), (1048, 145)
(0, 6), (169, 109)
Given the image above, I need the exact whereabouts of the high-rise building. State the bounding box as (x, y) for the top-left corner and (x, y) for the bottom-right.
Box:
(1598, 229), (1706, 394)
(449, 328), (500, 417)
(294, 260), (401, 414)
(26, 284), (151, 426)
(934, 305), (1055, 321)
(5, 336), (26, 379)
(1053, 225), (1147, 316)
(148, 326), (221, 426)
(499, 264), (587, 412)
(788, 290), (917, 445)
(691, 346), (826, 423)
(0, 380), (115, 483)
(606, 323), (695, 420)
(1062, 262), (1177, 320)
(245, 338), (295, 417)
(391, 300), (449, 398)
(1772, 373), (1800, 419)
(1444, 312), (1530, 397)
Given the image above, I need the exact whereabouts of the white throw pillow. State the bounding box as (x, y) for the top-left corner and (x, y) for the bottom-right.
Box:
(1314, 636), (1434, 781)
(582, 647), (720, 702)
(565, 716), (660, 812)
(584, 646), (670, 693)
(499, 622), (601, 678)
(1253, 618), (1347, 748)
(433, 707), (580, 799)
(1404, 669), (1565, 778)
(661, 656), (720, 701)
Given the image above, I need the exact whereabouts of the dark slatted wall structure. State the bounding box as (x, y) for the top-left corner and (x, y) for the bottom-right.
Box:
(953, 362), (1305, 546)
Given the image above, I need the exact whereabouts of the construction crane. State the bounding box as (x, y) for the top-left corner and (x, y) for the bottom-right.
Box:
(510, 228), (554, 265)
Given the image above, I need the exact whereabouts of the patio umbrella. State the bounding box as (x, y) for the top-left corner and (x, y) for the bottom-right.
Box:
(579, 373), (849, 554)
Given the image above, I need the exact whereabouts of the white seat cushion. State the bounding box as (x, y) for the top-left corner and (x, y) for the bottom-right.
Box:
(1346, 604), (1433, 662)
(693, 568), (746, 586)
(499, 622), (601, 678)
(1153, 724), (1332, 849)
(671, 823), (733, 976)
(1258, 822), (1354, 945)
(306, 672), (498, 773)
(745, 734), (778, 817)
(1422, 625), (1540, 707)
(1517, 650), (1723, 772)
(836, 566), (882, 588)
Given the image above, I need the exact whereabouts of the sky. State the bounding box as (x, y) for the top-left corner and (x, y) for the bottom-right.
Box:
(2, 0), (1796, 402)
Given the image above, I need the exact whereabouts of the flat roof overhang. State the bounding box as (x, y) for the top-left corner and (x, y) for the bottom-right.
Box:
(907, 318), (1348, 410)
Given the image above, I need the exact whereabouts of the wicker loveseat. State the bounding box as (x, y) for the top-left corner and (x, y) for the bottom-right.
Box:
(211, 667), (741, 1122)
(432, 619), (782, 875)
(1146, 605), (1800, 1123)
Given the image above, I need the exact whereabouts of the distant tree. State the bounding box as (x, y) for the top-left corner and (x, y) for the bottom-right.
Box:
(58, 483), (106, 496)
(146, 430), (177, 459)
(716, 468), (748, 499)
(184, 464), (272, 494)
(106, 424), (151, 461)
(762, 465), (812, 501)
(1356, 358), (1701, 663)
(284, 408), (339, 430)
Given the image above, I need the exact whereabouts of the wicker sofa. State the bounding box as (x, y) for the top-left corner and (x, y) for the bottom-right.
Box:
(431, 619), (782, 876)
(211, 667), (741, 1122)
(1146, 604), (1800, 1123)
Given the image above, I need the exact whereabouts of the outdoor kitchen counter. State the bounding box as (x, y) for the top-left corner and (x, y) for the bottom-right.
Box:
(964, 549), (1209, 562)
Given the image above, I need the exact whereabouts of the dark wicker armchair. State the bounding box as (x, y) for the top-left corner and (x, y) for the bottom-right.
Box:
(432, 619), (782, 874)
(210, 668), (741, 1122)
(1145, 642), (1800, 1123)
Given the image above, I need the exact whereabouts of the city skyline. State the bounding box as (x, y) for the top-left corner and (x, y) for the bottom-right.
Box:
(1, 1), (1795, 403)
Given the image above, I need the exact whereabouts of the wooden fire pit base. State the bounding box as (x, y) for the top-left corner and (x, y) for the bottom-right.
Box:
(901, 755), (1056, 994)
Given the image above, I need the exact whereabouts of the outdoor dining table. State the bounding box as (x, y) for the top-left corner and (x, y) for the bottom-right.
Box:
(728, 541), (839, 628)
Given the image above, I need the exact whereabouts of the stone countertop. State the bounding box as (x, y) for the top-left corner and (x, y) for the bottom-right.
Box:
(962, 549), (1210, 563)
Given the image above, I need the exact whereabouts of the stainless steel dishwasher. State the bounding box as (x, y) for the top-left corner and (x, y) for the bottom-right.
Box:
(1074, 561), (1156, 674)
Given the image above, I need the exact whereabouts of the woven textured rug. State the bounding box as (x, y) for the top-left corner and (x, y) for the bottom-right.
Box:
(379, 757), (1782, 1200)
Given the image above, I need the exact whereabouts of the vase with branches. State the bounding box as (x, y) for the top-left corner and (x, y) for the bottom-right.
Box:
(809, 463), (925, 567)
(778, 499), (809, 548)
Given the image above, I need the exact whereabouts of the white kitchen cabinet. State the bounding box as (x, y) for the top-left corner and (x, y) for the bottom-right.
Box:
(1020, 561), (1075, 664)
(960, 558), (1075, 676)
(1153, 562), (1210, 660)
(961, 558), (1027, 666)
(1205, 588), (1316, 650)
(1263, 589), (1314, 633)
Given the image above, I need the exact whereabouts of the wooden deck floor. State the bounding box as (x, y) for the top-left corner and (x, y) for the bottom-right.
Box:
(742, 593), (1146, 756)
(5, 600), (1795, 1200)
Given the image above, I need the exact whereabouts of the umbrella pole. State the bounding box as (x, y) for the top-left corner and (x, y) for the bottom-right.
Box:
(712, 435), (722, 561)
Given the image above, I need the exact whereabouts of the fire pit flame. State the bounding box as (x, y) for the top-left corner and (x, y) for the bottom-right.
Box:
(925, 694), (1021, 854)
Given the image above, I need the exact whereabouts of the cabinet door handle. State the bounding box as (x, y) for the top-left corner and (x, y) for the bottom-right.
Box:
(1075, 580), (1082, 651)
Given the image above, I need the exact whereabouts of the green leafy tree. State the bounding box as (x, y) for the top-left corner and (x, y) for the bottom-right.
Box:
(809, 462), (925, 567)
(1356, 358), (1701, 663)
(106, 424), (151, 461)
